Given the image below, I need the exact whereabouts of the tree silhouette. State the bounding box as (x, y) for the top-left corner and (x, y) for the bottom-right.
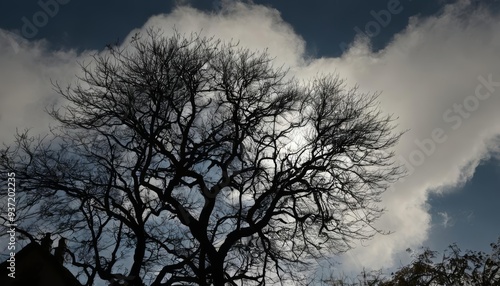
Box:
(385, 239), (500, 286)
(323, 237), (500, 286)
(0, 30), (403, 286)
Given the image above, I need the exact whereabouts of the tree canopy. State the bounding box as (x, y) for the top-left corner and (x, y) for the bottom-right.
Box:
(324, 237), (500, 286)
(0, 30), (402, 286)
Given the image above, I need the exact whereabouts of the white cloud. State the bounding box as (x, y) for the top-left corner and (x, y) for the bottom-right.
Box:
(304, 1), (500, 273)
(0, 32), (88, 146)
(438, 211), (453, 228)
(125, 1), (306, 69)
(2, 0), (500, 280)
(466, 210), (475, 223)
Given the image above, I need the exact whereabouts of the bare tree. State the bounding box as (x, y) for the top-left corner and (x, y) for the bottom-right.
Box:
(0, 30), (403, 286)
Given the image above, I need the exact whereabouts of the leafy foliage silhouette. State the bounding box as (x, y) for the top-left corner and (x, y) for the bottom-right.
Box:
(323, 237), (500, 286)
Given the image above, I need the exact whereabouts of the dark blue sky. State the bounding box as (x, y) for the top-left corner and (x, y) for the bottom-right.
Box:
(0, 0), (453, 56)
(1, 0), (499, 276)
(426, 156), (500, 253)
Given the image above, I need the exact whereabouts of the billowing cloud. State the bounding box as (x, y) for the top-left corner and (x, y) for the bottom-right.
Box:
(0, 31), (87, 145)
(308, 0), (500, 273)
(1, 0), (500, 279)
(125, 1), (307, 68)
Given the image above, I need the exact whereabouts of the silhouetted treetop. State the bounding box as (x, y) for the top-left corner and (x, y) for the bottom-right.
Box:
(0, 29), (403, 286)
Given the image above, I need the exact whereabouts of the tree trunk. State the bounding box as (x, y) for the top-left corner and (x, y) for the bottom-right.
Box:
(210, 258), (225, 286)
